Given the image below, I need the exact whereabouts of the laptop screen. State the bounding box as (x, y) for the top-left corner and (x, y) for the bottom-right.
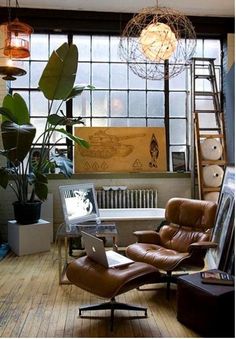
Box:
(59, 183), (100, 225)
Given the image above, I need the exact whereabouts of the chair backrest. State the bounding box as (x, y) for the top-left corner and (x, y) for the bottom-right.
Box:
(160, 198), (217, 252)
(165, 198), (217, 230)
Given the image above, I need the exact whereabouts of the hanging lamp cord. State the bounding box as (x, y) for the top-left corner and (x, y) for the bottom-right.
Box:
(7, 0), (11, 23)
(15, 0), (20, 18)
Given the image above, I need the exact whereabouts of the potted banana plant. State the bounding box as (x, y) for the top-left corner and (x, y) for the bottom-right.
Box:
(0, 42), (90, 224)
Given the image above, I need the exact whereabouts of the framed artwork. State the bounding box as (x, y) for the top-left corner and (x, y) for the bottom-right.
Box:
(210, 165), (235, 272)
(74, 127), (167, 173)
(59, 183), (100, 226)
(172, 151), (186, 172)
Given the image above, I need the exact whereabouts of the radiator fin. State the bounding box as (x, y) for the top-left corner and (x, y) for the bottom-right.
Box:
(96, 188), (158, 208)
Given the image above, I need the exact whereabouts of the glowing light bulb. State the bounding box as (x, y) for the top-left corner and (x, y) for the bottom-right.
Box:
(139, 22), (177, 62)
(7, 58), (13, 67)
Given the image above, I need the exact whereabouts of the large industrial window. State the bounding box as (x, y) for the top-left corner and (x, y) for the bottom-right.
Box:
(10, 33), (221, 172)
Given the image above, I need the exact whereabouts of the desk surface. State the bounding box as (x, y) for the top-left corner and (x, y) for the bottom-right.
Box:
(56, 222), (117, 238)
(99, 208), (165, 221)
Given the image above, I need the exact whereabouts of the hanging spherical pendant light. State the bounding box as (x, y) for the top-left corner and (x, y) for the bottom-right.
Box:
(119, 6), (196, 80)
(139, 22), (177, 62)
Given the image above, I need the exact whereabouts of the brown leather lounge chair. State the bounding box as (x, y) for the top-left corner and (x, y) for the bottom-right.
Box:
(126, 197), (218, 297)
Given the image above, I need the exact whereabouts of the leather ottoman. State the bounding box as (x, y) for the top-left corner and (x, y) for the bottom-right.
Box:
(66, 256), (161, 330)
(177, 270), (235, 338)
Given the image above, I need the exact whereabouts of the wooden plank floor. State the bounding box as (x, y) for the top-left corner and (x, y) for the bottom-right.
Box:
(0, 247), (199, 338)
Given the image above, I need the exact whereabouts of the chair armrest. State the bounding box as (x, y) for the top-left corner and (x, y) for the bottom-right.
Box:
(188, 241), (218, 252)
(133, 230), (161, 244)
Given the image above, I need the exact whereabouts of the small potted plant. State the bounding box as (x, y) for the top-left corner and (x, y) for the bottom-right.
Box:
(0, 42), (90, 224)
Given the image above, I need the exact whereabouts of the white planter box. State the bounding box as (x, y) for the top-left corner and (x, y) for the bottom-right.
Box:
(8, 219), (51, 256)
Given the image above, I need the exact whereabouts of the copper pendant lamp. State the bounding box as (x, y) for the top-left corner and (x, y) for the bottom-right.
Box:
(0, 0), (33, 80)
(3, 17), (33, 59)
(1, 0), (33, 59)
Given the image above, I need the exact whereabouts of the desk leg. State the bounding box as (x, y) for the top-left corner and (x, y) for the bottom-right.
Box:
(113, 236), (118, 252)
(58, 238), (62, 284)
(64, 237), (69, 266)
(58, 237), (71, 285)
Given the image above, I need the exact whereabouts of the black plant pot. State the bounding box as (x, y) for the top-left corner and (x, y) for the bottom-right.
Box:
(13, 200), (42, 225)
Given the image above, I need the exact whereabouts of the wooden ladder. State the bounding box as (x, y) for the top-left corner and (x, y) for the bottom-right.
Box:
(191, 57), (227, 201)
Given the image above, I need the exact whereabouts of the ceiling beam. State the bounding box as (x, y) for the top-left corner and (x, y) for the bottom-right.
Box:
(0, 8), (234, 36)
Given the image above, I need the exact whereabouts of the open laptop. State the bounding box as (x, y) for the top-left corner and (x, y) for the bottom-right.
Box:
(81, 231), (134, 268)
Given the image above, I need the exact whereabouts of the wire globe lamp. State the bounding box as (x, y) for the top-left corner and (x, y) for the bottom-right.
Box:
(119, 6), (197, 80)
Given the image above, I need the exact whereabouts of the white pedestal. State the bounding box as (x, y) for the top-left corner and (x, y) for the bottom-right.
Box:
(8, 219), (51, 256)
(27, 193), (53, 242)
(41, 194), (53, 242)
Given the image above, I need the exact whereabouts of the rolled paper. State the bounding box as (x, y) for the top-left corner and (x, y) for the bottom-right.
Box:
(204, 191), (220, 202)
(203, 165), (224, 187)
(201, 138), (223, 160)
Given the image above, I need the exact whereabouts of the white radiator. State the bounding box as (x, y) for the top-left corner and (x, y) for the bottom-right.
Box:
(96, 187), (158, 209)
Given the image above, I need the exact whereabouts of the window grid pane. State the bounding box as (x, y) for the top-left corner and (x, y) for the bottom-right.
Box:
(9, 34), (221, 172)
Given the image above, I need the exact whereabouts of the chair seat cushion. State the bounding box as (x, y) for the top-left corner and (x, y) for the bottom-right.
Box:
(66, 256), (160, 299)
(126, 243), (190, 271)
(159, 225), (209, 253)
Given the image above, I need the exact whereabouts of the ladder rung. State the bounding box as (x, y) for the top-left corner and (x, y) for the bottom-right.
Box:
(191, 57), (216, 62)
(195, 75), (215, 79)
(199, 128), (221, 131)
(202, 187), (221, 192)
(194, 91), (218, 96)
(201, 160), (226, 165)
(199, 134), (224, 138)
(194, 110), (221, 113)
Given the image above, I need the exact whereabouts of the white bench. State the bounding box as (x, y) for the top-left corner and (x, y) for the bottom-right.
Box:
(99, 208), (165, 247)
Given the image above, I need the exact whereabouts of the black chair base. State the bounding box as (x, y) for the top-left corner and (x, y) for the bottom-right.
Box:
(138, 271), (189, 299)
(79, 297), (147, 331)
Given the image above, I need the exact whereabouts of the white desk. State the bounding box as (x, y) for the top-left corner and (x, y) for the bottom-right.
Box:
(99, 208), (165, 246)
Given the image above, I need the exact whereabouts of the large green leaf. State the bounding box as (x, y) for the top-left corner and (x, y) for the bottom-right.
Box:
(1, 121), (36, 163)
(2, 94), (30, 124)
(28, 172), (48, 201)
(47, 114), (84, 126)
(65, 85), (95, 101)
(53, 128), (90, 148)
(34, 182), (48, 201)
(38, 43), (78, 100)
(0, 168), (9, 189)
(0, 107), (17, 123)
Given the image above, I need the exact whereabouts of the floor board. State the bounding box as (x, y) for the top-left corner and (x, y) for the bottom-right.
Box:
(0, 247), (199, 338)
